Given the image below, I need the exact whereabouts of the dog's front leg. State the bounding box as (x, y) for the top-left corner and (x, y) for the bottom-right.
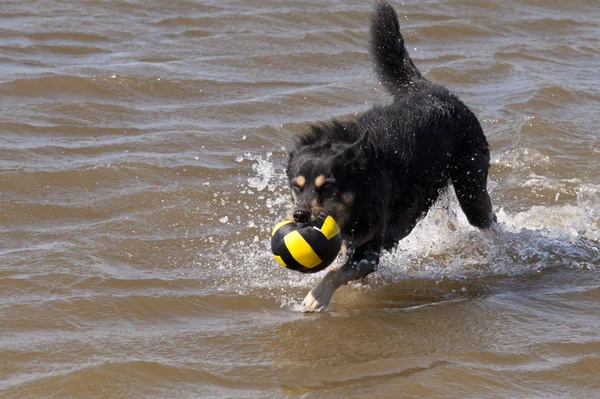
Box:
(302, 243), (380, 312)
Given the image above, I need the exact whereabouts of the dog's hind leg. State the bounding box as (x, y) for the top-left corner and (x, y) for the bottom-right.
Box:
(451, 151), (495, 229)
(302, 242), (380, 312)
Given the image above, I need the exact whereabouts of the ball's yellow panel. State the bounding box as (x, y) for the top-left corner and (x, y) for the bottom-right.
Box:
(271, 220), (292, 236)
(283, 230), (322, 268)
(320, 216), (340, 240)
(273, 255), (286, 267)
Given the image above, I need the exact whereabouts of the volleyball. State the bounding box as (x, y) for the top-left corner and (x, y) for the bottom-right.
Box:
(271, 216), (342, 273)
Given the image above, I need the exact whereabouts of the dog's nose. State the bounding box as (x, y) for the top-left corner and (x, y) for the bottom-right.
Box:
(293, 209), (311, 224)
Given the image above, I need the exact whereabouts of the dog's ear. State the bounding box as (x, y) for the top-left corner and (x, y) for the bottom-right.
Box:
(285, 151), (293, 172)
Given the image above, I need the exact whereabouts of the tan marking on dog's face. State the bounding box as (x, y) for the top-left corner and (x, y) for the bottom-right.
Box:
(311, 199), (319, 208)
(295, 175), (306, 187)
(315, 175), (326, 188)
(342, 192), (355, 206)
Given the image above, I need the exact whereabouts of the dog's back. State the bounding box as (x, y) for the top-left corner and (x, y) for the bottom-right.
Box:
(364, 1), (494, 232)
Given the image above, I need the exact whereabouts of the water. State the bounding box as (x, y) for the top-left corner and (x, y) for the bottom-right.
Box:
(1, 0), (600, 397)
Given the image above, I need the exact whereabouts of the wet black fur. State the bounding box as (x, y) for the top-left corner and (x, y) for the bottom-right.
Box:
(286, 1), (494, 280)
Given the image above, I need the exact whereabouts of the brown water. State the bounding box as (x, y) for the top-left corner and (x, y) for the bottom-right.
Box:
(1, 0), (600, 397)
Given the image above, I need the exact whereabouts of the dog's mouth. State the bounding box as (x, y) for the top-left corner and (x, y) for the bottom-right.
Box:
(291, 204), (349, 232)
(289, 192), (354, 231)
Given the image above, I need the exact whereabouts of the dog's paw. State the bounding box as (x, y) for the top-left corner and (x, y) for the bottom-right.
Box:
(302, 284), (335, 312)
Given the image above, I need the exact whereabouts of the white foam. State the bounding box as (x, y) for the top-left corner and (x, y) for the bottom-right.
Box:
(491, 147), (550, 170)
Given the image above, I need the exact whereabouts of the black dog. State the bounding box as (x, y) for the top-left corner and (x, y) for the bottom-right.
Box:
(286, 1), (495, 311)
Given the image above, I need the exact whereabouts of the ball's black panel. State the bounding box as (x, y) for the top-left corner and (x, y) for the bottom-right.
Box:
(271, 226), (312, 273)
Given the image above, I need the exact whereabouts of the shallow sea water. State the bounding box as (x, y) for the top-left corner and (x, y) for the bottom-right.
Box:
(1, 0), (600, 398)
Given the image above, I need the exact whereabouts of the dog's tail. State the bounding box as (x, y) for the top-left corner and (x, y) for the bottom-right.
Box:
(370, 1), (425, 96)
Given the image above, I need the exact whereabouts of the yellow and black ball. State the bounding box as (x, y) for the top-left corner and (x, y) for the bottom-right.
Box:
(271, 216), (342, 274)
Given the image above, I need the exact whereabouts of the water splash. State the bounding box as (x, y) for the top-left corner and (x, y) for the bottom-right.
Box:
(381, 185), (599, 284)
(207, 151), (600, 304)
(246, 152), (280, 192)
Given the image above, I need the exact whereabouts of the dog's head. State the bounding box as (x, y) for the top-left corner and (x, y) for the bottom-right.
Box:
(286, 123), (368, 230)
